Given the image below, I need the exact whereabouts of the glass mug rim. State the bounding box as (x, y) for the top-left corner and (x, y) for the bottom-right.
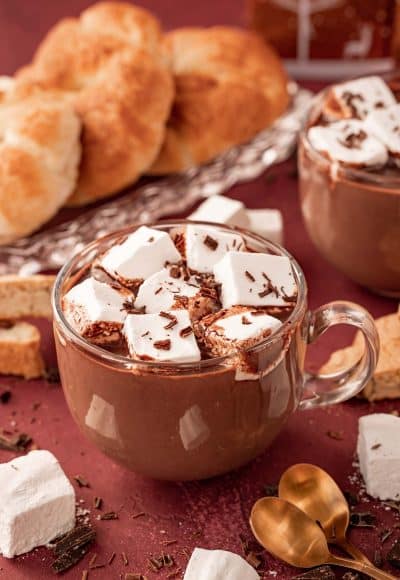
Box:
(300, 70), (400, 192)
(52, 219), (308, 372)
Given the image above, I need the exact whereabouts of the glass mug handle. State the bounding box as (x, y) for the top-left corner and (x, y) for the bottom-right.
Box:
(299, 301), (380, 410)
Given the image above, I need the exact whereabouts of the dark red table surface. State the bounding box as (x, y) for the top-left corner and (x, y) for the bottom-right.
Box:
(0, 1), (399, 579)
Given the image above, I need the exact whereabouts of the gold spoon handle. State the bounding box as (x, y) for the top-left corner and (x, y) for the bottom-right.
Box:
(336, 537), (373, 565)
(328, 554), (398, 580)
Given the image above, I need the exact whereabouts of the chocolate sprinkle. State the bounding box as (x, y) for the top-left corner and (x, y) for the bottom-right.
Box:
(203, 235), (218, 251)
(153, 339), (171, 351)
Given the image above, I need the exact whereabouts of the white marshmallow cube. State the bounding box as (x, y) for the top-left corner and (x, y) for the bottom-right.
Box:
(0, 450), (75, 558)
(214, 251), (296, 308)
(63, 276), (129, 340)
(365, 103), (400, 158)
(100, 226), (181, 284)
(308, 120), (388, 167)
(246, 209), (283, 245)
(330, 76), (396, 120)
(213, 310), (282, 342)
(357, 413), (400, 500)
(189, 195), (250, 228)
(124, 309), (201, 363)
(135, 267), (200, 313)
(186, 224), (245, 273)
(184, 548), (259, 580)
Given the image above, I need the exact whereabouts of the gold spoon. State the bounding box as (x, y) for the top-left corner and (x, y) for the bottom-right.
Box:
(279, 463), (371, 564)
(250, 497), (397, 580)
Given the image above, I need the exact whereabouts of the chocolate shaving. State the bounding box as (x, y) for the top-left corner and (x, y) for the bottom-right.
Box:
(241, 316), (251, 325)
(258, 289), (271, 298)
(148, 554), (175, 572)
(160, 311), (178, 330)
(153, 339), (171, 351)
(245, 270), (256, 282)
(382, 500), (400, 513)
(380, 529), (393, 544)
(293, 566), (335, 579)
(371, 443), (381, 450)
(169, 265), (181, 279)
(349, 512), (376, 528)
(154, 287), (163, 295)
(122, 552), (129, 566)
(122, 301), (145, 315)
(0, 432), (31, 452)
(51, 525), (96, 574)
(342, 91), (364, 118)
(108, 552), (116, 565)
(338, 129), (367, 150)
(93, 496), (103, 510)
(74, 475), (90, 488)
(326, 430), (344, 440)
(100, 511), (118, 520)
(0, 390), (11, 404)
(180, 326), (193, 338)
(203, 235), (218, 251)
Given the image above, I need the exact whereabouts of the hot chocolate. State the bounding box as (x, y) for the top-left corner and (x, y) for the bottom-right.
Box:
(299, 74), (400, 295)
(53, 222), (379, 480)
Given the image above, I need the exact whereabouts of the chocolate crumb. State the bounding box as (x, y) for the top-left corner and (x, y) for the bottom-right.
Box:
(100, 511), (118, 521)
(74, 475), (90, 488)
(169, 265), (181, 279)
(180, 326), (193, 338)
(203, 235), (218, 251)
(122, 301), (145, 315)
(0, 390), (11, 404)
(148, 237), (154, 243)
(326, 430), (344, 440)
(241, 316), (251, 325)
(153, 339), (171, 351)
(245, 270), (256, 282)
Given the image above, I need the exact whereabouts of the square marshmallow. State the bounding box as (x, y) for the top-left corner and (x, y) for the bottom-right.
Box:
(0, 450), (75, 558)
(357, 413), (400, 500)
(214, 251), (296, 308)
(365, 103), (400, 158)
(184, 548), (259, 580)
(188, 195), (249, 228)
(63, 277), (130, 343)
(185, 224), (245, 273)
(135, 267), (200, 313)
(124, 309), (201, 363)
(329, 76), (396, 120)
(100, 226), (181, 284)
(246, 209), (283, 245)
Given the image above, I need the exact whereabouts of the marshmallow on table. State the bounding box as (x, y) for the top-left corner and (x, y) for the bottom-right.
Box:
(124, 309), (201, 363)
(185, 224), (245, 273)
(99, 226), (181, 286)
(214, 251), (296, 308)
(357, 413), (400, 501)
(365, 103), (400, 159)
(203, 307), (282, 357)
(135, 266), (201, 313)
(63, 276), (131, 344)
(184, 548), (259, 580)
(0, 450), (75, 558)
(326, 76), (396, 120)
(188, 195), (250, 228)
(246, 209), (283, 245)
(308, 120), (388, 168)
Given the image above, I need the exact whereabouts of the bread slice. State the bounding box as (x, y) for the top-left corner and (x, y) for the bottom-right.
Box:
(320, 311), (400, 401)
(0, 275), (55, 320)
(0, 322), (44, 379)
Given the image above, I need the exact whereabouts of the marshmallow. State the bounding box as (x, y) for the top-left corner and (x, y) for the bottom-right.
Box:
(124, 309), (201, 363)
(99, 226), (181, 286)
(186, 224), (245, 273)
(184, 548), (259, 580)
(327, 76), (396, 120)
(135, 267), (200, 313)
(189, 195), (250, 228)
(246, 209), (283, 245)
(308, 120), (388, 167)
(0, 450), (75, 558)
(63, 276), (130, 344)
(203, 307), (282, 357)
(365, 103), (400, 158)
(214, 251), (296, 308)
(357, 413), (400, 501)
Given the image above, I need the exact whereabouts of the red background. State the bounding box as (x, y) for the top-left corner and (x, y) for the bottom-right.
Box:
(0, 1), (399, 579)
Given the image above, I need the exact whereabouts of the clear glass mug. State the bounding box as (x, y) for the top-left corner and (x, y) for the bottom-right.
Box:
(52, 221), (379, 481)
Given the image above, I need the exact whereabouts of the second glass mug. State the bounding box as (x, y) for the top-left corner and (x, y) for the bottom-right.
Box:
(52, 221), (379, 481)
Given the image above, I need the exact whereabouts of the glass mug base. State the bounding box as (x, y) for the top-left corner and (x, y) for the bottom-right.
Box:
(52, 221), (379, 481)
